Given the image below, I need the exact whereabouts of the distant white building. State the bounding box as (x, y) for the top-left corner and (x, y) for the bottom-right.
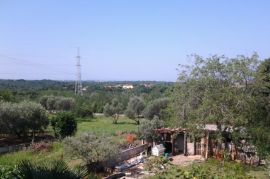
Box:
(122, 84), (134, 89)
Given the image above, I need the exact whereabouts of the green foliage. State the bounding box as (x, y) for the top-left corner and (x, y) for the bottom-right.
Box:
(40, 95), (75, 111)
(172, 54), (270, 157)
(151, 159), (257, 179)
(63, 132), (119, 172)
(103, 98), (123, 124)
(144, 156), (169, 172)
(0, 101), (48, 137)
(15, 160), (87, 179)
(0, 165), (18, 179)
(0, 142), (63, 167)
(143, 98), (169, 120)
(125, 96), (145, 124)
(51, 112), (77, 139)
(138, 116), (164, 142)
(0, 90), (14, 102)
(74, 104), (93, 118)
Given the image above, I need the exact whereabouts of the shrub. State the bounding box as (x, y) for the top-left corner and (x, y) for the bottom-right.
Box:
(29, 141), (53, 153)
(0, 165), (18, 179)
(15, 160), (87, 179)
(125, 134), (136, 145)
(144, 156), (169, 172)
(0, 101), (48, 138)
(51, 112), (77, 139)
(63, 133), (119, 172)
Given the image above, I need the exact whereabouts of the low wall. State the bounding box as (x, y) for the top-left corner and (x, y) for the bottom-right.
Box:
(0, 143), (29, 155)
(116, 144), (147, 163)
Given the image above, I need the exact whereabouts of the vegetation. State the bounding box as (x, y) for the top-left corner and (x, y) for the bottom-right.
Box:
(64, 133), (119, 172)
(138, 116), (164, 142)
(143, 98), (169, 120)
(149, 159), (268, 179)
(125, 96), (145, 124)
(0, 101), (48, 138)
(51, 112), (77, 139)
(15, 160), (88, 179)
(103, 98), (123, 124)
(172, 54), (270, 157)
(40, 95), (75, 111)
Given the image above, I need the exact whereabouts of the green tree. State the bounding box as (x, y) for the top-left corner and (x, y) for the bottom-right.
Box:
(0, 101), (48, 138)
(51, 112), (77, 139)
(138, 116), (164, 142)
(172, 54), (261, 151)
(0, 90), (14, 102)
(103, 98), (122, 124)
(143, 98), (169, 120)
(125, 96), (145, 124)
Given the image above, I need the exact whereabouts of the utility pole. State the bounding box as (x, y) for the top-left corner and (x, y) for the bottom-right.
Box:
(75, 47), (83, 95)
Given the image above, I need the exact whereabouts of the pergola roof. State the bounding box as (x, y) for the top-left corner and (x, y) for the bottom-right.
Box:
(155, 128), (186, 134)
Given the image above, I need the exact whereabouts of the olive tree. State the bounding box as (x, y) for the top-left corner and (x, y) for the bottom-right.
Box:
(143, 98), (169, 120)
(63, 133), (119, 172)
(103, 98), (122, 124)
(0, 101), (48, 138)
(125, 96), (145, 124)
(138, 116), (164, 142)
(40, 96), (75, 111)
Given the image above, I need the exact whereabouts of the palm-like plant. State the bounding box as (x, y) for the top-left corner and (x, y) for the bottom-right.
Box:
(15, 160), (88, 179)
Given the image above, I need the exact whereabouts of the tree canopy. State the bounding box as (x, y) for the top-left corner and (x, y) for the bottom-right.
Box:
(172, 54), (270, 156)
(125, 96), (145, 124)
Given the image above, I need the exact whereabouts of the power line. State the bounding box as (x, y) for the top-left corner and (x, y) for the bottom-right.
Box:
(0, 53), (75, 76)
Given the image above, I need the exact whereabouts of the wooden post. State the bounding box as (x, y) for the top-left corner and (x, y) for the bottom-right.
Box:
(171, 138), (174, 155)
(205, 131), (209, 159)
(184, 132), (187, 155)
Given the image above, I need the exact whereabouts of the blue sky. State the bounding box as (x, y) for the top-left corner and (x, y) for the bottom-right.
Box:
(0, 0), (270, 81)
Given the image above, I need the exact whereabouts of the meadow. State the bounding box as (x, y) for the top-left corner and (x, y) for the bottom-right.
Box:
(0, 115), (138, 167)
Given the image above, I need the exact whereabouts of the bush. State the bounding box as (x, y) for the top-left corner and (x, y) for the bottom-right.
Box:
(29, 141), (53, 153)
(150, 159), (257, 179)
(51, 112), (77, 139)
(63, 133), (119, 172)
(0, 165), (18, 179)
(144, 156), (169, 172)
(15, 160), (87, 179)
(0, 101), (48, 138)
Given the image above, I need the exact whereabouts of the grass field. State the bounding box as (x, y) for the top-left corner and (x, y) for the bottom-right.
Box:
(77, 115), (138, 136)
(0, 115), (138, 167)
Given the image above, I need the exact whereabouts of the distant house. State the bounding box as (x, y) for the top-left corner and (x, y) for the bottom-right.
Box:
(122, 84), (134, 89)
